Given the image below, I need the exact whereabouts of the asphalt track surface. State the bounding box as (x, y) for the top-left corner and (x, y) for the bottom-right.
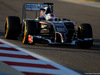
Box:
(0, 0), (100, 74)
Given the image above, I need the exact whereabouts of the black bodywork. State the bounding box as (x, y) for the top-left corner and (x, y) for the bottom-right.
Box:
(36, 21), (75, 44)
(21, 3), (78, 45)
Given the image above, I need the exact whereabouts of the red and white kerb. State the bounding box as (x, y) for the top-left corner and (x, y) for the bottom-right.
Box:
(0, 39), (80, 75)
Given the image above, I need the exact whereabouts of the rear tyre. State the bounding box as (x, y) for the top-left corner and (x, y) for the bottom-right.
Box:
(5, 16), (21, 39)
(22, 20), (39, 44)
(78, 23), (93, 49)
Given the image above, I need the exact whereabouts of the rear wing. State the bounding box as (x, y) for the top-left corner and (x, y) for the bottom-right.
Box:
(22, 3), (53, 21)
(25, 4), (48, 11)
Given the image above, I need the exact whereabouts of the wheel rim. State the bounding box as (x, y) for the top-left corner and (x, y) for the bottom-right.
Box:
(22, 25), (26, 43)
(78, 26), (82, 39)
(5, 18), (8, 38)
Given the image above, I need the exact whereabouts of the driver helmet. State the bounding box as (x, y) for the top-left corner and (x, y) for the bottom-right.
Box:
(45, 13), (55, 21)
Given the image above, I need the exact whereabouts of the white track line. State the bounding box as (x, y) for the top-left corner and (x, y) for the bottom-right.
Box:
(0, 50), (28, 55)
(59, 0), (100, 8)
(0, 56), (47, 65)
(0, 44), (12, 48)
(12, 66), (65, 75)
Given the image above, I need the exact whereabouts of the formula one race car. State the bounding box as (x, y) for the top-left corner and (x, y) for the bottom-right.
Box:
(5, 3), (93, 48)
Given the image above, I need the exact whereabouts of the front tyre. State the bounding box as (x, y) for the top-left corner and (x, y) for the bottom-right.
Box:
(22, 20), (39, 44)
(78, 23), (93, 49)
(5, 16), (21, 39)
